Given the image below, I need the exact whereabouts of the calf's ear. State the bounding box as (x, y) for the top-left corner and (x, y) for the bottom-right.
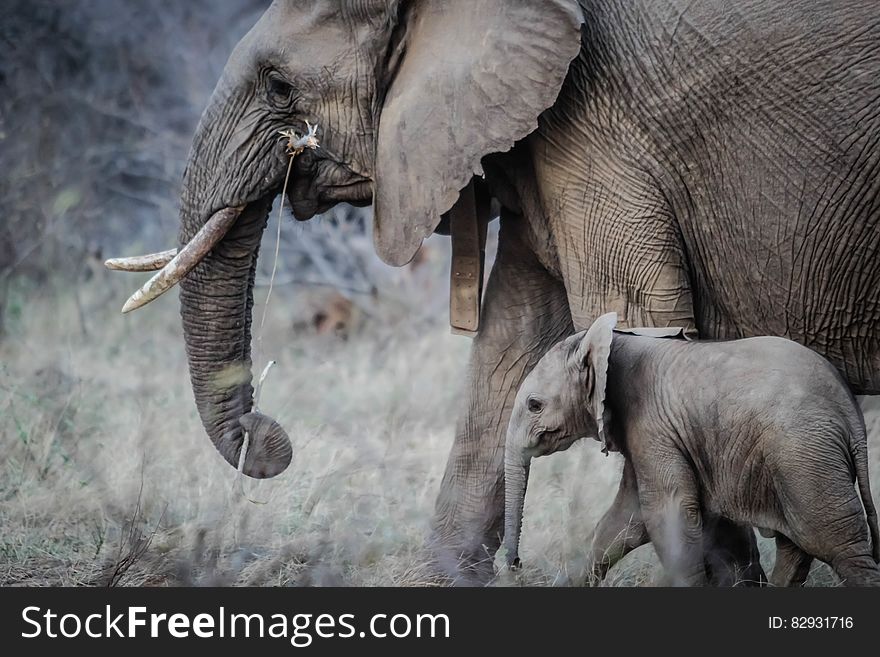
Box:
(574, 312), (617, 447)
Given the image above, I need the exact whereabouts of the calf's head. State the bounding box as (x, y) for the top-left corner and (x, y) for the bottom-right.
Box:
(502, 312), (617, 567)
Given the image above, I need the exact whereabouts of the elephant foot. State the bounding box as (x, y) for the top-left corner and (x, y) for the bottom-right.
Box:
(427, 531), (498, 586)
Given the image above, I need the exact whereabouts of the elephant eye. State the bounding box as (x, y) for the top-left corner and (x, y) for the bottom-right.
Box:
(527, 398), (543, 414)
(267, 75), (294, 104)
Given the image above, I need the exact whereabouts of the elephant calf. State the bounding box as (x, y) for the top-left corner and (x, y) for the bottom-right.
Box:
(503, 313), (880, 586)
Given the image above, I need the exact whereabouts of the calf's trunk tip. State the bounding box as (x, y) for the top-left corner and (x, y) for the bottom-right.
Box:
(503, 446), (531, 570)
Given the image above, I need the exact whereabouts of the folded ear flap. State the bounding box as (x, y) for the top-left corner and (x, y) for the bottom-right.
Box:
(373, 0), (583, 265)
(574, 312), (618, 447)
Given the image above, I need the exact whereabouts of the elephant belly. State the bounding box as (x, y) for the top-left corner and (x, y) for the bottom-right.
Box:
(701, 487), (789, 541)
(678, 150), (880, 394)
(637, 2), (880, 394)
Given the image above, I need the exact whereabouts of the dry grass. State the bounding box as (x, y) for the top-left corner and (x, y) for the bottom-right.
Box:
(9, 1), (874, 588)
(1, 229), (459, 587)
(1, 238), (879, 586)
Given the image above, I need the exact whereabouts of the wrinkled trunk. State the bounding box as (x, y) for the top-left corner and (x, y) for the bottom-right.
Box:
(177, 99), (291, 479)
(503, 437), (530, 567)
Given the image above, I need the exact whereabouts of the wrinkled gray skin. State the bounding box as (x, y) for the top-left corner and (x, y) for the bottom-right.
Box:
(504, 314), (880, 586)
(172, 0), (880, 583)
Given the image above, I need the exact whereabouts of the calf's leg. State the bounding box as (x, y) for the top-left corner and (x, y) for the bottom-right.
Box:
(638, 461), (707, 586)
(588, 460), (650, 585)
(770, 535), (813, 587)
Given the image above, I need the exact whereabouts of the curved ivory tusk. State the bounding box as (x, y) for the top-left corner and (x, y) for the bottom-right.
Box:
(105, 249), (178, 272)
(121, 206), (244, 314)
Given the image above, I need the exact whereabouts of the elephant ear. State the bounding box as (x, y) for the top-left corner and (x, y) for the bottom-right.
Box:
(373, 0), (584, 266)
(574, 312), (618, 449)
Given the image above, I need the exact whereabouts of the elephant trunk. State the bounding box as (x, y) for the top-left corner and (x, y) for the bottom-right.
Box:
(503, 426), (531, 569)
(177, 98), (292, 479)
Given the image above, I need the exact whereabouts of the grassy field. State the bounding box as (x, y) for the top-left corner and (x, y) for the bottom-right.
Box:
(2, 244), (879, 587)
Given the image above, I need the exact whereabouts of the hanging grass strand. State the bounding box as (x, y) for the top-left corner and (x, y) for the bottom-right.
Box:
(254, 121), (320, 376)
(256, 155), (293, 366)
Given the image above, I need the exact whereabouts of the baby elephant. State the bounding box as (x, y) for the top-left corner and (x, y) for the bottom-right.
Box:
(503, 313), (880, 586)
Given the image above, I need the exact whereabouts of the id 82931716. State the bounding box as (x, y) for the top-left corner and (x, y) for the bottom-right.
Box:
(769, 617), (854, 630)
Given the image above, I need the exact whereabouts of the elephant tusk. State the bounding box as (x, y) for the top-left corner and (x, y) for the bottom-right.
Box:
(120, 206), (244, 314)
(104, 249), (178, 272)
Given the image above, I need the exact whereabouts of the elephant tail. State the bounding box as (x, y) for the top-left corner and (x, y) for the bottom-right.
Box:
(852, 426), (880, 563)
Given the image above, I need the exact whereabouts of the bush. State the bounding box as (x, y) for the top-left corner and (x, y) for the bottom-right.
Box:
(0, 0), (269, 282)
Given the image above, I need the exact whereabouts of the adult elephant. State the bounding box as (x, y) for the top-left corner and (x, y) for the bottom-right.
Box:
(111, 0), (880, 584)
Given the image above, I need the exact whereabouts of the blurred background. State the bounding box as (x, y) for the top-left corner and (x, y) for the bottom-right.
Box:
(2, 1), (264, 284)
(1, 1), (871, 587)
(0, 0), (495, 587)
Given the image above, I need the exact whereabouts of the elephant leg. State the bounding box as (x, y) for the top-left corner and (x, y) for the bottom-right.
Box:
(776, 455), (880, 586)
(431, 212), (573, 584)
(831, 553), (880, 586)
(588, 460), (650, 585)
(792, 505), (880, 586)
(702, 517), (767, 587)
(638, 462), (707, 587)
(770, 535), (812, 587)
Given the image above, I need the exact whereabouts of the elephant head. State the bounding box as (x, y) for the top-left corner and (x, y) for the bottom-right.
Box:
(110, 1), (584, 478)
(502, 312), (617, 568)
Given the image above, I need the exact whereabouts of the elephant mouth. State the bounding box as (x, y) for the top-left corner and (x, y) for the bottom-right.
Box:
(322, 180), (372, 204)
(527, 429), (579, 458)
(286, 153), (373, 220)
(287, 180), (372, 220)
